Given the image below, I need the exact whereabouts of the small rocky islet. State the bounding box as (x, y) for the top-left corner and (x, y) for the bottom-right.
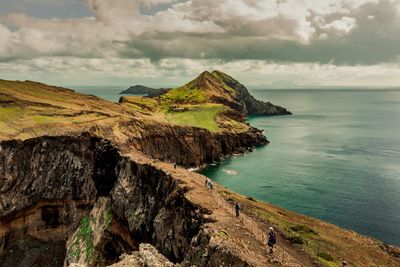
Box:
(0, 71), (399, 266)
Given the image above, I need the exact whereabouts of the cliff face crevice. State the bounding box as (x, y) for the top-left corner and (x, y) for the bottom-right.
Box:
(0, 135), (248, 267)
(0, 136), (122, 266)
(111, 158), (206, 263)
(0, 136), (121, 218)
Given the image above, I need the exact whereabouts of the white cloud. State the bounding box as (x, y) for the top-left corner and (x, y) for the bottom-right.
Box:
(322, 16), (356, 33)
(0, 0), (400, 86)
(0, 24), (11, 52)
(2, 56), (400, 88)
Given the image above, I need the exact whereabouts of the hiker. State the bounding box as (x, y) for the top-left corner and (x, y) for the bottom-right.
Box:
(173, 163), (177, 169)
(267, 227), (276, 254)
(209, 180), (214, 191)
(205, 177), (209, 188)
(235, 202), (240, 217)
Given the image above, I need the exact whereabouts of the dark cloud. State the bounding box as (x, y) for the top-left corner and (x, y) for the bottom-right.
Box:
(1, 0), (400, 66)
(121, 0), (400, 65)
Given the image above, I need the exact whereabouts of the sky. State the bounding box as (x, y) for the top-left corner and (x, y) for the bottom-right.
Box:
(1, 0), (400, 88)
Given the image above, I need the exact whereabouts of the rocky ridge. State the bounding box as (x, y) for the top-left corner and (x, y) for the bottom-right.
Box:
(0, 74), (399, 267)
(154, 70), (291, 117)
(210, 70), (291, 116)
(0, 135), (279, 266)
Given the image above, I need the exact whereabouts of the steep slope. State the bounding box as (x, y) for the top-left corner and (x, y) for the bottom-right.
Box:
(1, 135), (399, 267)
(1, 76), (399, 267)
(0, 135), (294, 267)
(212, 70), (292, 116)
(157, 70), (291, 116)
(0, 78), (267, 166)
(120, 70), (290, 134)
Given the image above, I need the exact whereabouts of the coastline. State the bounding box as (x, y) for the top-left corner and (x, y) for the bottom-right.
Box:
(1, 78), (399, 266)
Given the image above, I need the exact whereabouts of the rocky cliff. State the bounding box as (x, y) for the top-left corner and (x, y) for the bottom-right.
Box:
(0, 135), (269, 267)
(211, 70), (291, 116)
(126, 120), (267, 167)
(155, 70), (291, 117)
(0, 78), (267, 168)
(2, 135), (399, 267)
(1, 78), (399, 267)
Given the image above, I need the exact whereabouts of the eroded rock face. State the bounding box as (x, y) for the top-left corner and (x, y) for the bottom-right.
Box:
(0, 135), (253, 267)
(64, 197), (134, 267)
(109, 243), (178, 267)
(111, 158), (206, 263)
(212, 70), (292, 116)
(0, 135), (122, 266)
(128, 121), (268, 167)
(0, 135), (120, 218)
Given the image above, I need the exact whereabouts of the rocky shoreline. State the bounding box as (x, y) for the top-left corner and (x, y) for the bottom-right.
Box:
(1, 73), (399, 266)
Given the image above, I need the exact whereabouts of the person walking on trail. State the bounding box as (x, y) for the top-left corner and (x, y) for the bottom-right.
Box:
(267, 227), (276, 254)
(205, 177), (213, 191)
(235, 202), (240, 217)
(209, 179), (214, 191)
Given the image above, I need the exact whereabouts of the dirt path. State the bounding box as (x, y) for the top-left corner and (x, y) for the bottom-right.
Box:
(144, 158), (315, 266)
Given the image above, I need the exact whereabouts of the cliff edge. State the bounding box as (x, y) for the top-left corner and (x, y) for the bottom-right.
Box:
(0, 75), (399, 267)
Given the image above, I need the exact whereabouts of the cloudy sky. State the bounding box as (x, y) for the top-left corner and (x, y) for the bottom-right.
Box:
(1, 0), (400, 88)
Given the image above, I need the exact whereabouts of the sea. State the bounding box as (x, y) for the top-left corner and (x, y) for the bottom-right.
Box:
(72, 86), (400, 246)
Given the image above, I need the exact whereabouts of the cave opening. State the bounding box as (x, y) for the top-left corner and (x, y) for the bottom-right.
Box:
(41, 206), (60, 228)
(93, 140), (121, 197)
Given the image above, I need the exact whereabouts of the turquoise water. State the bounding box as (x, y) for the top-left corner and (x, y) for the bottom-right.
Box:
(202, 89), (400, 246)
(71, 86), (400, 246)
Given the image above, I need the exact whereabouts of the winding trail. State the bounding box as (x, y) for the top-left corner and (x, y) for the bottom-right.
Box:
(133, 153), (316, 266)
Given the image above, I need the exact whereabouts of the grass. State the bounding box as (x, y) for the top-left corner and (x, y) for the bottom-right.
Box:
(69, 216), (94, 262)
(219, 117), (249, 133)
(291, 224), (318, 235)
(287, 235), (304, 244)
(103, 208), (113, 229)
(318, 252), (334, 261)
(319, 256), (338, 267)
(0, 101), (108, 140)
(0, 80), (70, 103)
(230, 198), (341, 267)
(0, 121), (17, 135)
(211, 71), (237, 95)
(32, 115), (58, 124)
(0, 106), (23, 122)
(214, 230), (229, 240)
(160, 83), (208, 104)
(121, 96), (158, 114)
(164, 104), (224, 132)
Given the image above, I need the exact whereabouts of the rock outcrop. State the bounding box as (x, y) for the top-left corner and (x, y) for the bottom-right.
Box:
(109, 243), (177, 267)
(2, 76), (399, 267)
(158, 70), (291, 117)
(0, 135), (257, 267)
(0, 76), (269, 168)
(127, 120), (267, 167)
(212, 70), (291, 116)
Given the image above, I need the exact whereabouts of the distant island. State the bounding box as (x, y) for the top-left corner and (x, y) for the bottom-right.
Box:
(120, 85), (170, 97)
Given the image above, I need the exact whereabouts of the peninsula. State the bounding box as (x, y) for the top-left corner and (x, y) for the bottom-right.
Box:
(0, 71), (399, 267)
